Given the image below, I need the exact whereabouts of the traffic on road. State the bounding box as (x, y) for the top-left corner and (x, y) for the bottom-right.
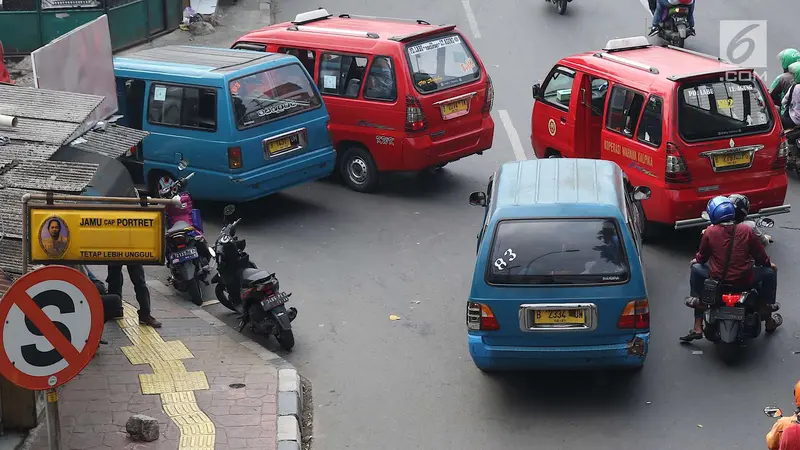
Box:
(97, 0), (800, 449)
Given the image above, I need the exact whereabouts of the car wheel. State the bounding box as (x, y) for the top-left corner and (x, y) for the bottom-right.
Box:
(340, 147), (379, 193)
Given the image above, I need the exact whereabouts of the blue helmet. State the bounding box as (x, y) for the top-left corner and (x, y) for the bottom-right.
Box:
(707, 196), (736, 224)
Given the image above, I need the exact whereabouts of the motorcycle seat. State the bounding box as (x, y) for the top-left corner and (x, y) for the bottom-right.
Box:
(242, 268), (272, 285)
(167, 221), (193, 235)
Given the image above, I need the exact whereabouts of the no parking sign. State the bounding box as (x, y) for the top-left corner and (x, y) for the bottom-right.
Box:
(0, 265), (104, 391)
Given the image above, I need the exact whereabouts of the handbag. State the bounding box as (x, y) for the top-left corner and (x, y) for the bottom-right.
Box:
(700, 224), (737, 306)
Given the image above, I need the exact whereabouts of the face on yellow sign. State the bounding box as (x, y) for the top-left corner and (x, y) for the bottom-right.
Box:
(28, 205), (165, 265)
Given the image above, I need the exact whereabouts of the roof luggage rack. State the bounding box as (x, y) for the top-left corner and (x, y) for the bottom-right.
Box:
(293, 8), (332, 25)
(338, 14), (431, 25)
(287, 25), (380, 39)
(593, 52), (659, 74)
(663, 45), (729, 63)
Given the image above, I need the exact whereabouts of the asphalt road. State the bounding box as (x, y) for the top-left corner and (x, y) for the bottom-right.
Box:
(150, 1), (800, 448)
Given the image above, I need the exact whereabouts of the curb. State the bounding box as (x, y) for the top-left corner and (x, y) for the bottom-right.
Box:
(187, 303), (305, 449)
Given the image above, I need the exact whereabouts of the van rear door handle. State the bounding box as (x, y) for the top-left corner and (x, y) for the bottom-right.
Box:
(560, 117), (567, 124)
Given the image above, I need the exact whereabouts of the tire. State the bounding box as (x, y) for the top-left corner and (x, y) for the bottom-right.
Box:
(276, 329), (295, 351)
(716, 341), (741, 364)
(557, 0), (567, 14)
(673, 37), (685, 48)
(187, 278), (203, 306)
(339, 147), (379, 193)
(215, 283), (241, 313)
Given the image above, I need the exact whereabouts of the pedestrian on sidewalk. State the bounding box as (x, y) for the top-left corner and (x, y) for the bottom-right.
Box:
(106, 264), (162, 328)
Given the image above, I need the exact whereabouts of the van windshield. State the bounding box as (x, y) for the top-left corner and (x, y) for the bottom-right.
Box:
(677, 77), (772, 141)
(230, 63), (322, 130)
(487, 219), (630, 285)
(406, 33), (480, 94)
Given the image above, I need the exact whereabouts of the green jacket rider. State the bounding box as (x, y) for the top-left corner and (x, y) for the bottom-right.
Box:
(770, 48), (800, 114)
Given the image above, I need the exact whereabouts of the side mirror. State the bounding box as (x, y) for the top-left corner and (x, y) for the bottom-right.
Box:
(223, 204), (235, 223)
(469, 191), (487, 207)
(632, 186), (651, 201)
(532, 83), (542, 99)
(764, 406), (783, 418)
(757, 217), (775, 228)
(701, 211), (710, 221)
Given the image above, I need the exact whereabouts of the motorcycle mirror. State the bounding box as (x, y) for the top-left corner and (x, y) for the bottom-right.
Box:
(764, 406), (783, 418)
(223, 205), (236, 216)
(177, 159), (189, 171)
(758, 217), (775, 228)
(701, 211), (710, 221)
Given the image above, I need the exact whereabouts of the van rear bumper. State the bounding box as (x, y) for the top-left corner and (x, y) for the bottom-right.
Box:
(399, 115), (494, 171)
(230, 146), (335, 202)
(467, 333), (648, 370)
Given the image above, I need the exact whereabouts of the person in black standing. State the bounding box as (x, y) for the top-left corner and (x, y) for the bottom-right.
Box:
(107, 264), (162, 328)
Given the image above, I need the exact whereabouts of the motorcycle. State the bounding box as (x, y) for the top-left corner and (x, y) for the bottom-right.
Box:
(783, 127), (800, 175)
(158, 160), (214, 306)
(648, 0), (693, 48)
(545, 0), (570, 15)
(210, 205), (298, 350)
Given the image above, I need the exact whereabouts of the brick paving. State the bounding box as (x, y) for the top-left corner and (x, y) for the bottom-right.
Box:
(24, 267), (280, 450)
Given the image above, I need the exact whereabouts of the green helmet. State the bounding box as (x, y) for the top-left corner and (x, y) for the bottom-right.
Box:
(790, 62), (800, 83)
(779, 48), (800, 70)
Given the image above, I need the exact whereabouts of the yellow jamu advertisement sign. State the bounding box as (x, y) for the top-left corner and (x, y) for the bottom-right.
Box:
(27, 204), (165, 265)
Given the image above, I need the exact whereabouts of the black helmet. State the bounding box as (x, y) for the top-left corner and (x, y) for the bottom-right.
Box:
(728, 194), (750, 222)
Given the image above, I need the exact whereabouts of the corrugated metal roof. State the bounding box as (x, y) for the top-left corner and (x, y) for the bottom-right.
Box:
(0, 237), (24, 275)
(0, 159), (97, 193)
(0, 142), (61, 160)
(0, 187), (31, 239)
(0, 85), (103, 124)
(70, 124), (150, 159)
(0, 117), (79, 146)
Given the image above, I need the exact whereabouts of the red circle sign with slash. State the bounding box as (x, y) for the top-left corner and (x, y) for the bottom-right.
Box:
(0, 265), (104, 391)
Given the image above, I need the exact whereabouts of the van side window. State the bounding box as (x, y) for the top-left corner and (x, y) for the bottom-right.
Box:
(606, 86), (645, 138)
(318, 53), (368, 98)
(364, 56), (397, 102)
(589, 77), (610, 116)
(147, 84), (217, 132)
(637, 95), (663, 147)
(540, 67), (576, 111)
(278, 47), (316, 77)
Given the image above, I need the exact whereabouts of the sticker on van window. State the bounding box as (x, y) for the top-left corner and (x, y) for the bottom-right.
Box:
(323, 75), (337, 89)
(460, 58), (475, 73)
(716, 98), (734, 109)
(407, 35), (462, 56)
(493, 248), (517, 271)
(153, 86), (166, 102)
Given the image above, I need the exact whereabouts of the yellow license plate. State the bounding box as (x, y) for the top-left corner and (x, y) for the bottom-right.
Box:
(713, 152), (751, 168)
(441, 99), (469, 119)
(533, 309), (586, 325)
(268, 137), (293, 154)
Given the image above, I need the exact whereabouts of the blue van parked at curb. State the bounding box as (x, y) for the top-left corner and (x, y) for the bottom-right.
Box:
(466, 158), (652, 371)
(113, 45), (335, 202)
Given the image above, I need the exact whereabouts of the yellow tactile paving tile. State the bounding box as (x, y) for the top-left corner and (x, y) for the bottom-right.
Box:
(117, 302), (215, 449)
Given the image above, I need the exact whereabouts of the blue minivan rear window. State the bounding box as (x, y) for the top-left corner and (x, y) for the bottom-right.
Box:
(230, 63), (322, 130)
(487, 218), (629, 285)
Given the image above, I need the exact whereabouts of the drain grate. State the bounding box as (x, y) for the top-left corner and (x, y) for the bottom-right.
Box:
(229, 383), (246, 389)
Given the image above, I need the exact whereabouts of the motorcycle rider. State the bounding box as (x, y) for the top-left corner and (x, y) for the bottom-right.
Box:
(680, 196), (778, 342)
(728, 194), (772, 247)
(766, 380), (800, 450)
(781, 62), (800, 130)
(771, 49), (800, 111)
(650, 0), (695, 37)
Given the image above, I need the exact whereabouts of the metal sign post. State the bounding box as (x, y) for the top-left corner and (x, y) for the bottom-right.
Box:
(46, 390), (61, 450)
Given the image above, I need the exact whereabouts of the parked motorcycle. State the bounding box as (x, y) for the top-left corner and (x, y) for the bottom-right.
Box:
(210, 205), (298, 350)
(648, 0), (693, 48)
(546, 0), (570, 15)
(158, 161), (214, 306)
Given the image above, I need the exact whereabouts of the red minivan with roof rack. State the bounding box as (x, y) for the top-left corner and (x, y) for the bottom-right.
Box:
(530, 36), (790, 237)
(232, 8), (495, 193)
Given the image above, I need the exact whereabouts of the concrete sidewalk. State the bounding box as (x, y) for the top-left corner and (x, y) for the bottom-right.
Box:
(20, 266), (303, 450)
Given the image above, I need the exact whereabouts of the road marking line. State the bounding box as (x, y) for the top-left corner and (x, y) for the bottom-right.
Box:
(461, 0), (481, 38)
(498, 110), (527, 161)
(638, 0), (653, 15)
(118, 302), (215, 449)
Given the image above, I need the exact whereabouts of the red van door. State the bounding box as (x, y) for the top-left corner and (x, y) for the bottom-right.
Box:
(531, 65), (578, 158)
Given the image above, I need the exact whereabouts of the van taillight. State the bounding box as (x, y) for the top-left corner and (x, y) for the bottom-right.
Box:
(467, 301), (499, 331)
(405, 95), (427, 132)
(326, 120), (334, 144)
(775, 136), (789, 170)
(228, 146), (242, 169)
(665, 142), (691, 183)
(617, 299), (650, 329)
(482, 75), (494, 115)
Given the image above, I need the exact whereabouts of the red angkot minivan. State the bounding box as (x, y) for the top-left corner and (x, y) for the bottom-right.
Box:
(232, 8), (495, 192)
